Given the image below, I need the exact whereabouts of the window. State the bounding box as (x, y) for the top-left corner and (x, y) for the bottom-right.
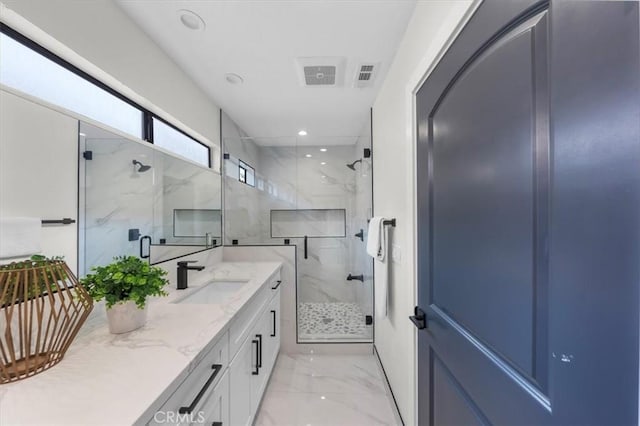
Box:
(238, 160), (255, 187)
(152, 118), (210, 167)
(0, 32), (143, 139)
(1, 25), (212, 169)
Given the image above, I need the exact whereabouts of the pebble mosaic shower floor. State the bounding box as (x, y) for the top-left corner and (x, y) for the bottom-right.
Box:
(298, 302), (371, 341)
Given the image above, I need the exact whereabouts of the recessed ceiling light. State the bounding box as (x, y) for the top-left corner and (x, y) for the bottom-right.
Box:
(305, 154), (312, 158)
(225, 73), (244, 85)
(320, 148), (327, 152)
(321, 162), (326, 165)
(178, 9), (205, 31)
(298, 130), (307, 136)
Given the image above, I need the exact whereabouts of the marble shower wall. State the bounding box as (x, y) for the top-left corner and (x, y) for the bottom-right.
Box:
(224, 142), (361, 305)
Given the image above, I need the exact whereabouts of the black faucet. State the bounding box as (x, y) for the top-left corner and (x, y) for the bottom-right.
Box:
(177, 261), (205, 290)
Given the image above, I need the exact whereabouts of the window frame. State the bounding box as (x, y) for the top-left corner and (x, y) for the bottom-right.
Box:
(238, 160), (255, 187)
(152, 116), (212, 168)
(0, 23), (211, 167)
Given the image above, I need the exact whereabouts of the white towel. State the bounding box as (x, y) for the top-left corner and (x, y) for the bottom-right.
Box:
(0, 217), (42, 259)
(367, 217), (389, 319)
(366, 217), (384, 258)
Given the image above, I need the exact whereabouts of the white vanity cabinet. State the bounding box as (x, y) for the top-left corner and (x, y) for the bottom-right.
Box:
(230, 275), (282, 426)
(198, 370), (229, 426)
(147, 270), (281, 426)
(264, 285), (281, 371)
(147, 332), (229, 426)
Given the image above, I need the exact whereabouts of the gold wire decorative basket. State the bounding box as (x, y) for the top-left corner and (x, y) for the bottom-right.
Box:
(0, 258), (93, 383)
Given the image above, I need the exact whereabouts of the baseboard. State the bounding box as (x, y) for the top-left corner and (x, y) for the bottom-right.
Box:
(374, 344), (405, 426)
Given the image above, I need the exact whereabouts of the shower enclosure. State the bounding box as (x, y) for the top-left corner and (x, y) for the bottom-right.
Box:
(223, 114), (373, 343)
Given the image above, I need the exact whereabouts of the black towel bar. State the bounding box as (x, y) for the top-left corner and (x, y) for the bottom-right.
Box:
(367, 218), (396, 227)
(41, 218), (76, 225)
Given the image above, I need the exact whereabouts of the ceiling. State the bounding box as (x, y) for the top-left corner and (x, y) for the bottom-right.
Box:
(116, 0), (417, 146)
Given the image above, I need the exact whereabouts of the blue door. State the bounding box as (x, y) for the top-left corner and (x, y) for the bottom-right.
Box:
(414, 1), (640, 424)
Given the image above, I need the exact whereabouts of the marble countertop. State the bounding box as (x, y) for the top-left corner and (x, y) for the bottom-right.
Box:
(0, 261), (282, 426)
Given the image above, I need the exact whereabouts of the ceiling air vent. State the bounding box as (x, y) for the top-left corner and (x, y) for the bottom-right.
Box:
(354, 63), (378, 88)
(296, 57), (346, 87)
(304, 66), (336, 86)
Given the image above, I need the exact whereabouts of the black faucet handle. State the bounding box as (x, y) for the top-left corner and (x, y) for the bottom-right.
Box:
(177, 260), (199, 266)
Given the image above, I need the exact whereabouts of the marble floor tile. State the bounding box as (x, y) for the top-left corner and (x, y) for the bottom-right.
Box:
(255, 354), (401, 426)
(268, 354), (387, 395)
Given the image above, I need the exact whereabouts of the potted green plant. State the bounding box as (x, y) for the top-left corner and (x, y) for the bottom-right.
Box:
(80, 256), (169, 334)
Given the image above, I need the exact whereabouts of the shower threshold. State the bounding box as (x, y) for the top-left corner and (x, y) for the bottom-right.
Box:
(297, 302), (372, 342)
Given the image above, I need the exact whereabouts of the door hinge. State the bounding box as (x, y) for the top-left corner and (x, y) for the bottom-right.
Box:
(83, 150), (93, 160)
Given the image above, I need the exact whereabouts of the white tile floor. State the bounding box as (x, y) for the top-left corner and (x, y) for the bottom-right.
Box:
(254, 353), (402, 426)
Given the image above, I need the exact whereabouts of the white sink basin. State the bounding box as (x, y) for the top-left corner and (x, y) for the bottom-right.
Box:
(174, 280), (249, 304)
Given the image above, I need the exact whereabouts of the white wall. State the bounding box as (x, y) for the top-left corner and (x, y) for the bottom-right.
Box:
(371, 1), (477, 424)
(0, 89), (78, 272)
(0, 0), (220, 148)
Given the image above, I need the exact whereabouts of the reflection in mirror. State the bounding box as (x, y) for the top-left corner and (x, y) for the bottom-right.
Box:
(79, 121), (222, 276)
(79, 122), (155, 276)
(151, 149), (222, 248)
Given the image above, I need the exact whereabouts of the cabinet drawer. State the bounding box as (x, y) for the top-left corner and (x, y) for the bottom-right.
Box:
(199, 369), (229, 426)
(148, 332), (229, 426)
(229, 271), (281, 358)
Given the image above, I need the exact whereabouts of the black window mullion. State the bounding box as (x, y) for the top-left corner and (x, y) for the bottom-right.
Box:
(143, 112), (154, 143)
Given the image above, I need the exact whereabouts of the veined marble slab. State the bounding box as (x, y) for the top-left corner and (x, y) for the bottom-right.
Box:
(0, 261), (282, 426)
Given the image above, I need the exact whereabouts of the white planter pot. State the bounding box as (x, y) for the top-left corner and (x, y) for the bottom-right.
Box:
(106, 301), (147, 334)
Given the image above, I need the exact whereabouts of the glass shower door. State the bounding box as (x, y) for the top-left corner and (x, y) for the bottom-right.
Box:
(221, 128), (374, 343)
(80, 122), (155, 276)
(294, 135), (373, 343)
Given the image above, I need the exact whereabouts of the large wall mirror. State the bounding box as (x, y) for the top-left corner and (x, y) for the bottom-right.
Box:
(79, 121), (222, 275)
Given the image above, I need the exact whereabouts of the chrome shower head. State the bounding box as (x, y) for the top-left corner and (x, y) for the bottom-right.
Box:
(132, 160), (151, 172)
(346, 159), (362, 171)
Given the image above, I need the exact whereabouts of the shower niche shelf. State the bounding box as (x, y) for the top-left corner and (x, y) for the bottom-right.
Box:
(174, 209), (222, 238)
(270, 209), (346, 238)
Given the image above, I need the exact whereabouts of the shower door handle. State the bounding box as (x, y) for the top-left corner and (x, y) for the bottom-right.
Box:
(140, 235), (151, 259)
(304, 235), (308, 259)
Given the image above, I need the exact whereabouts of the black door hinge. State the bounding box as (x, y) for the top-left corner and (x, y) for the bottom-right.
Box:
(83, 150), (93, 160)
